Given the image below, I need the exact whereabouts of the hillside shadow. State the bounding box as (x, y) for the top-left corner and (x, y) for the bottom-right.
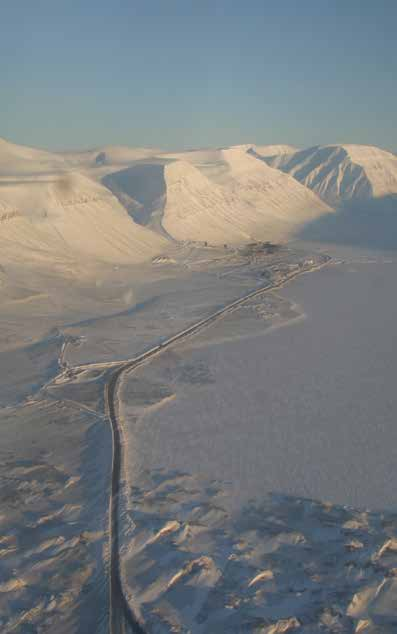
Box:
(299, 194), (397, 251)
(102, 163), (167, 225)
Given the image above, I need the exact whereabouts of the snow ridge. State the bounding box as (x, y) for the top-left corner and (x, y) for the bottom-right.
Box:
(103, 153), (331, 246)
(266, 144), (397, 205)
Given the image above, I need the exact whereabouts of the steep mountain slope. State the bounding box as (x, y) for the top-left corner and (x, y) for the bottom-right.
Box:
(103, 151), (331, 245)
(162, 160), (262, 244)
(104, 160), (262, 244)
(210, 149), (332, 238)
(266, 144), (397, 205)
(0, 171), (166, 269)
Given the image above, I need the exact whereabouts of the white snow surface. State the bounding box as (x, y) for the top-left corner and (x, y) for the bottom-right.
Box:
(252, 144), (298, 157)
(0, 136), (332, 266)
(141, 149), (331, 244)
(217, 148), (332, 229)
(162, 159), (259, 244)
(98, 150), (331, 245)
(0, 170), (167, 268)
(116, 249), (397, 632)
(267, 144), (397, 205)
(58, 144), (160, 168)
(0, 136), (159, 174)
(1, 135), (397, 271)
(0, 137), (67, 175)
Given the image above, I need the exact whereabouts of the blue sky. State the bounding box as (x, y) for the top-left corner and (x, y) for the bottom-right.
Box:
(1, 1), (396, 151)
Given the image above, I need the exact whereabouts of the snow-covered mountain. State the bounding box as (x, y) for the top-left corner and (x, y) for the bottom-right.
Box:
(2, 135), (396, 265)
(104, 159), (260, 244)
(58, 145), (160, 169)
(250, 144), (298, 158)
(208, 148), (332, 237)
(0, 137), (67, 175)
(265, 144), (397, 206)
(0, 136), (160, 175)
(103, 150), (331, 245)
(162, 159), (261, 243)
(0, 170), (166, 269)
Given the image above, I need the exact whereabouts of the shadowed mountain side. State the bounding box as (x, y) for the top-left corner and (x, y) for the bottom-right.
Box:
(263, 144), (397, 206)
(299, 195), (397, 250)
(102, 163), (170, 237)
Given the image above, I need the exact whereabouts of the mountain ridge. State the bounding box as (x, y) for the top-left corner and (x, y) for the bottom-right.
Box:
(265, 143), (397, 205)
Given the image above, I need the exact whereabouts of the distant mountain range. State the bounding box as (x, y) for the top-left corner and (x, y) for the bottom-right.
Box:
(0, 136), (396, 270)
(104, 147), (330, 245)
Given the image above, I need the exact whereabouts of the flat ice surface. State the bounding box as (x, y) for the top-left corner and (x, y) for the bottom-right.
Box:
(123, 253), (397, 511)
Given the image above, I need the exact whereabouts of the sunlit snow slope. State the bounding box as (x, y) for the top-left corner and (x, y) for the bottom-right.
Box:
(106, 149), (332, 244)
(211, 148), (332, 238)
(0, 171), (166, 268)
(162, 159), (260, 243)
(266, 144), (397, 205)
(6, 136), (396, 261)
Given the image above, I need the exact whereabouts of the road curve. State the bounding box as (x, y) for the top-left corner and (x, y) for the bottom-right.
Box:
(104, 258), (331, 633)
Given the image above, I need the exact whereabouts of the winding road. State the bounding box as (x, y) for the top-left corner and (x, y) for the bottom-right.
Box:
(103, 259), (330, 633)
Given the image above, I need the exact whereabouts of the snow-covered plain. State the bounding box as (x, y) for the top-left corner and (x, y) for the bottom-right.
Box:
(0, 241), (322, 632)
(117, 247), (397, 632)
(121, 251), (397, 511)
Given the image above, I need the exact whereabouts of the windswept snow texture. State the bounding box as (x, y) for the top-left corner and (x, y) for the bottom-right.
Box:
(266, 144), (397, 205)
(0, 398), (111, 634)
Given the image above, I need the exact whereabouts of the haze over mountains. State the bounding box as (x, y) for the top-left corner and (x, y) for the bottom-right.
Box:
(1, 136), (397, 271)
